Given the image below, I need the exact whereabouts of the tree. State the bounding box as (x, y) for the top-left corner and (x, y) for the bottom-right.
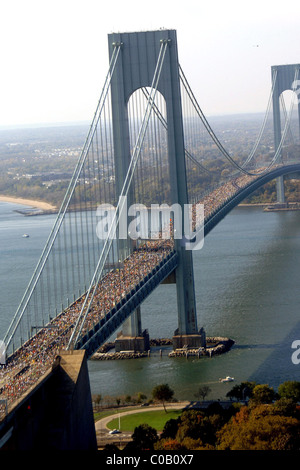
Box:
(128, 424), (158, 451)
(137, 392), (147, 403)
(217, 405), (300, 450)
(273, 398), (298, 417)
(226, 381), (256, 401)
(278, 381), (300, 403)
(194, 385), (211, 401)
(154, 438), (186, 450)
(152, 384), (174, 412)
(176, 410), (220, 447)
(93, 394), (102, 410)
(116, 397), (121, 407)
(161, 418), (180, 439)
(250, 384), (276, 405)
(124, 394), (132, 404)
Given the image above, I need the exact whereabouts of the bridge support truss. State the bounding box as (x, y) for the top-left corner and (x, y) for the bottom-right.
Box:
(109, 30), (203, 351)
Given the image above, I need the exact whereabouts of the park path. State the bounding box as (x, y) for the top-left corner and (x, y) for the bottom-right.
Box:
(95, 401), (190, 434)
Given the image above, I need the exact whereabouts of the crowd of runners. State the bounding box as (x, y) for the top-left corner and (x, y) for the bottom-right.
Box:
(0, 167), (271, 417)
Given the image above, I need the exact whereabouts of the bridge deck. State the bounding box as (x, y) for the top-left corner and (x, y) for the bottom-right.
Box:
(1, 162), (300, 418)
(0, 238), (176, 418)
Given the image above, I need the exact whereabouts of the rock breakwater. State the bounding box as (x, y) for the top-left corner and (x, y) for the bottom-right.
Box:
(169, 337), (234, 358)
(91, 337), (234, 360)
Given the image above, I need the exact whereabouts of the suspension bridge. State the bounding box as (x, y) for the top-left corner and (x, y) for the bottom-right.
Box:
(1, 29), (300, 418)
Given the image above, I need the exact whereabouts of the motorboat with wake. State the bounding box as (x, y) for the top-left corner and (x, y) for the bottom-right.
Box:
(219, 376), (234, 383)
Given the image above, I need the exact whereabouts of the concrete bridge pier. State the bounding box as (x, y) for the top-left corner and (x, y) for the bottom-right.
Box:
(115, 306), (150, 352)
(276, 175), (285, 203)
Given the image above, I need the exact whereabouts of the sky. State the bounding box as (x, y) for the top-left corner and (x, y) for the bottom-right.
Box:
(0, 0), (300, 128)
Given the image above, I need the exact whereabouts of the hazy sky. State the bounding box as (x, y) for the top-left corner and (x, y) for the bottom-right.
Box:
(1, 0), (299, 127)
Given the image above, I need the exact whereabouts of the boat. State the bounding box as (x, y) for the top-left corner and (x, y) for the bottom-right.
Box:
(22, 234), (30, 238)
(219, 376), (234, 383)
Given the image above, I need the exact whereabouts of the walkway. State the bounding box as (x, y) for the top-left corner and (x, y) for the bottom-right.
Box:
(95, 402), (190, 448)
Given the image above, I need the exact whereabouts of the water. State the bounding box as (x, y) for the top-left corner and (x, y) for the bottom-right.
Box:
(1, 202), (300, 401)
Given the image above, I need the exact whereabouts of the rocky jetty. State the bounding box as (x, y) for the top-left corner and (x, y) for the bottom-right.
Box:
(91, 337), (234, 360)
(91, 350), (148, 360)
(169, 337), (234, 358)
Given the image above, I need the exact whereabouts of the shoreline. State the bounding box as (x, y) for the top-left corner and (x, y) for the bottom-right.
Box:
(0, 194), (281, 212)
(0, 195), (57, 211)
(1, 195), (294, 215)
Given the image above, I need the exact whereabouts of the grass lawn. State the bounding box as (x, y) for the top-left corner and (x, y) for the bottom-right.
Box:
(94, 407), (135, 422)
(107, 409), (183, 432)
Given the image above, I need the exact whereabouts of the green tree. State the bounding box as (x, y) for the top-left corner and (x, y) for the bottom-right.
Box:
(250, 384), (276, 405)
(128, 424), (158, 451)
(226, 381), (256, 401)
(137, 392), (147, 403)
(161, 418), (180, 439)
(278, 381), (300, 403)
(152, 384), (174, 412)
(124, 394), (132, 404)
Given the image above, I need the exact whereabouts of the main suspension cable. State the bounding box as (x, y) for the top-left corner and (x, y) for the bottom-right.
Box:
(178, 65), (297, 177)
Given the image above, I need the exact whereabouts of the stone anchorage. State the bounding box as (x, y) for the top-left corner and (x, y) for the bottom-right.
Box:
(90, 336), (235, 361)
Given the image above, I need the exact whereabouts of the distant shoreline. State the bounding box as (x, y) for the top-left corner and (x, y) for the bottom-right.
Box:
(0, 195), (56, 211)
(0, 195), (272, 213)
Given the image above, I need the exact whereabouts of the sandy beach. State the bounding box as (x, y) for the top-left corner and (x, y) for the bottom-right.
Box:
(0, 195), (56, 211)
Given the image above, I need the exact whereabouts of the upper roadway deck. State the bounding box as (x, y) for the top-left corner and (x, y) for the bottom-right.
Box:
(1, 162), (300, 419)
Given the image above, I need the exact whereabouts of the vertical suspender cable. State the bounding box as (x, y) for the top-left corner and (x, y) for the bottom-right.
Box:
(67, 39), (170, 349)
(4, 44), (122, 351)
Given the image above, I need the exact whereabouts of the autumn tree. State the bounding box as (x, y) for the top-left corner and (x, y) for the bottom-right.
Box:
(154, 438), (186, 450)
(175, 410), (222, 447)
(273, 398), (298, 418)
(217, 405), (300, 450)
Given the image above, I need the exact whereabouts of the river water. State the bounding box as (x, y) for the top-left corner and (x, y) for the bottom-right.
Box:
(1, 202), (300, 401)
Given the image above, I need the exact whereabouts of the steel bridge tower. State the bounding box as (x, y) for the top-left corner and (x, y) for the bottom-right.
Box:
(272, 63), (300, 203)
(108, 30), (204, 351)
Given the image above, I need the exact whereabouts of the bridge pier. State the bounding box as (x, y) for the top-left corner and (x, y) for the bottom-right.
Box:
(276, 175), (285, 203)
(172, 327), (206, 350)
(115, 306), (150, 352)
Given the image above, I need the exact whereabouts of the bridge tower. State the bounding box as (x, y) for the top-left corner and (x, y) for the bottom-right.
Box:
(109, 30), (203, 351)
(271, 64), (300, 203)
